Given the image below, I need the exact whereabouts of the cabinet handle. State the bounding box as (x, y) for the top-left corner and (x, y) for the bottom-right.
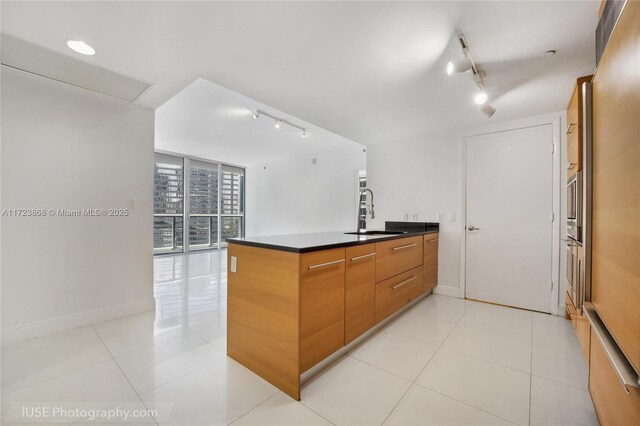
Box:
(567, 162), (577, 170)
(566, 123), (576, 134)
(426, 239), (438, 243)
(308, 259), (345, 270)
(392, 243), (417, 251)
(584, 303), (640, 393)
(350, 253), (376, 262)
(391, 276), (416, 290)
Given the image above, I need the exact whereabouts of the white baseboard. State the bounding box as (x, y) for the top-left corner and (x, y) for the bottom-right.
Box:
(1, 298), (156, 345)
(433, 284), (461, 298)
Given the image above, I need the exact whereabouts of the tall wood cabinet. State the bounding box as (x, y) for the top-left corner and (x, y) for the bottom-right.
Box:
(566, 75), (592, 178)
(589, 0), (640, 424)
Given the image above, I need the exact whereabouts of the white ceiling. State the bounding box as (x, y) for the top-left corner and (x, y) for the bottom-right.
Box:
(1, 1), (598, 145)
(155, 78), (364, 166)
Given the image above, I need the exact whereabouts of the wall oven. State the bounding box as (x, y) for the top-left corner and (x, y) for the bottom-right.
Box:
(567, 170), (582, 242)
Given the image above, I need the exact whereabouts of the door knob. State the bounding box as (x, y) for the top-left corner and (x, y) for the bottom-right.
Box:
(468, 226), (479, 231)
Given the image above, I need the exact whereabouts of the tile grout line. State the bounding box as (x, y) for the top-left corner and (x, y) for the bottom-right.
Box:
(380, 298), (470, 425)
(411, 383), (520, 426)
(90, 325), (160, 426)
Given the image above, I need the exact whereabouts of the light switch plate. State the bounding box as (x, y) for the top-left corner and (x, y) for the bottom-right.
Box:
(448, 213), (456, 222)
(230, 256), (237, 273)
(403, 213), (409, 221)
(437, 213), (444, 222)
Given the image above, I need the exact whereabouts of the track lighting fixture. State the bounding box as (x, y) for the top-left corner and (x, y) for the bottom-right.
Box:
(474, 91), (488, 105)
(478, 103), (496, 118)
(251, 109), (307, 138)
(446, 33), (496, 118)
(446, 58), (473, 75)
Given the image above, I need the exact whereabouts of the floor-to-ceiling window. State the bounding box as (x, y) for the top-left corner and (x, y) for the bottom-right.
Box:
(153, 152), (245, 254)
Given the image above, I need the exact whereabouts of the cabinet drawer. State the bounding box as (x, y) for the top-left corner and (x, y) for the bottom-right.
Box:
(576, 313), (590, 362)
(376, 236), (423, 282)
(300, 248), (346, 372)
(589, 328), (640, 425)
(375, 266), (423, 324)
(423, 234), (439, 255)
(345, 244), (376, 344)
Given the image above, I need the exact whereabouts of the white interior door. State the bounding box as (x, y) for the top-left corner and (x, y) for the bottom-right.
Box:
(466, 125), (553, 312)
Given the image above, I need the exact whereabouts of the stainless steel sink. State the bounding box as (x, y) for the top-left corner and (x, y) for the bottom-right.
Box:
(344, 230), (406, 235)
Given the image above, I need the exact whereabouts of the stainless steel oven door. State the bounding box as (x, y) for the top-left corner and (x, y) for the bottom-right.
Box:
(565, 240), (579, 306)
(567, 171), (582, 241)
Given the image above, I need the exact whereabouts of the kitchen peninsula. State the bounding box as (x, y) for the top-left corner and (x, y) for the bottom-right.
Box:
(226, 224), (439, 399)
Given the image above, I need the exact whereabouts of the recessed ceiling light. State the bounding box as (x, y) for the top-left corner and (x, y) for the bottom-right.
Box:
(540, 50), (556, 59)
(66, 40), (95, 56)
(474, 91), (488, 105)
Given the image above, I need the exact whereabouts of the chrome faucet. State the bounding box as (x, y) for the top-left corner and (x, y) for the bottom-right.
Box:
(357, 188), (375, 232)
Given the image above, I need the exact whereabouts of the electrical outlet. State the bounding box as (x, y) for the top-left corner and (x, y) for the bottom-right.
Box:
(412, 213), (418, 220)
(128, 199), (136, 209)
(230, 256), (237, 273)
(448, 213), (456, 222)
(403, 212), (409, 221)
(437, 213), (444, 222)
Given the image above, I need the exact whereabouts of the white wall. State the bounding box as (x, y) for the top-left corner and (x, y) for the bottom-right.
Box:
(1, 67), (155, 341)
(367, 114), (568, 312)
(367, 132), (462, 292)
(246, 145), (366, 236)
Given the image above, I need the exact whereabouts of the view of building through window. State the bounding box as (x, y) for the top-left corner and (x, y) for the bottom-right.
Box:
(153, 153), (244, 254)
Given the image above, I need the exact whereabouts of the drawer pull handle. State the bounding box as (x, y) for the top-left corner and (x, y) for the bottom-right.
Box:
(426, 239), (438, 243)
(351, 253), (376, 262)
(392, 243), (417, 251)
(566, 123), (576, 134)
(567, 162), (577, 170)
(584, 303), (640, 393)
(391, 276), (416, 290)
(308, 259), (345, 270)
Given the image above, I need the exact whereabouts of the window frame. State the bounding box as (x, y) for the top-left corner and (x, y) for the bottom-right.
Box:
(153, 150), (246, 255)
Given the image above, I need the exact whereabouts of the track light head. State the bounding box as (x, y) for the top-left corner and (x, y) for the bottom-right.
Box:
(252, 112), (259, 120)
(274, 120), (281, 129)
(474, 91), (488, 105)
(446, 58), (473, 75)
(302, 130), (307, 138)
(478, 103), (496, 118)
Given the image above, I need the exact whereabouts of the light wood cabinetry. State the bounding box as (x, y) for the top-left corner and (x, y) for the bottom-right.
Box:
(591, 0), (640, 374)
(375, 235), (423, 282)
(423, 234), (439, 293)
(589, 328), (640, 425)
(375, 266), (423, 324)
(565, 75), (593, 179)
(227, 244), (301, 399)
(228, 232), (439, 400)
(345, 244), (376, 344)
(300, 248), (346, 372)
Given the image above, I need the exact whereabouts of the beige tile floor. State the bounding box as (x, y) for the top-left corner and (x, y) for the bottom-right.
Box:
(1, 250), (599, 425)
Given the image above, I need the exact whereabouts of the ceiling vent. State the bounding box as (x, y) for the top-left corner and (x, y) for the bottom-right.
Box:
(1, 34), (153, 102)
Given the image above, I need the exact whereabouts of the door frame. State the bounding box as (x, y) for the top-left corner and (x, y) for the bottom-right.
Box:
(459, 112), (563, 315)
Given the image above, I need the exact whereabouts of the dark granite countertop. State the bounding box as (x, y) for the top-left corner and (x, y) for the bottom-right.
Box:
(226, 228), (438, 253)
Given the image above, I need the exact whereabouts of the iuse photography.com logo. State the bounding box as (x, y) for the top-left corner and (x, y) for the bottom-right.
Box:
(4, 404), (159, 423)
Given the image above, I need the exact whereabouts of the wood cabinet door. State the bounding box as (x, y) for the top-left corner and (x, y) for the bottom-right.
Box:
(300, 248), (346, 372)
(423, 234), (439, 293)
(375, 236), (423, 283)
(345, 244), (376, 344)
(591, 0), (640, 373)
(375, 266), (423, 324)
